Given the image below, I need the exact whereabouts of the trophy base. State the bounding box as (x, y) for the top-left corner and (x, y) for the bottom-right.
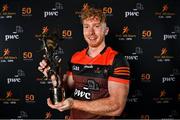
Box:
(49, 87), (65, 105)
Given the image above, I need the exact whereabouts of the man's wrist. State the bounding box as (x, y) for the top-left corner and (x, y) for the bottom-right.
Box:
(67, 97), (74, 109)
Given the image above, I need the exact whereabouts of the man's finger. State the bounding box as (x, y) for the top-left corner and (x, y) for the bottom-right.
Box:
(47, 98), (56, 109)
(38, 66), (43, 72)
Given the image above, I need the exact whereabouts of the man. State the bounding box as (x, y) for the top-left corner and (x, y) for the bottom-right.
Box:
(38, 6), (130, 119)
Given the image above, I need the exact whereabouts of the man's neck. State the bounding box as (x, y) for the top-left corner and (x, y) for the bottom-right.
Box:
(87, 44), (106, 58)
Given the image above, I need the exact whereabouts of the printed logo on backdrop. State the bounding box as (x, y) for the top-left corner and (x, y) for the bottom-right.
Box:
(115, 26), (137, 41)
(75, 3), (88, 17)
(127, 89), (142, 103)
(163, 26), (180, 41)
(141, 73), (151, 83)
(0, 90), (20, 104)
(154, 48), (174, 62)
(62, 29), (73, 40)
(23, 51), (33, 61)
(103, 6), (113, 17)
(160, 69), (178, 91)
(135, 47), (143, 55)
(74, 3), (113, 18)
(0, 4), (16, 19)
(6, 69), (25, 84)
(0, 48), (18, 63)
(25, 94), (36, 103)
(155, 4), (176, 19)
(140, 114), (150, 120)
(17, 111), (28, 119)
(22, 7), (32, 17)
(162, 72), (176, 84)
(4, 26), (23, 42)
(174, 26), (180, 33)
(161, 110), (179, 119)
(141, 30), (152, 40)
(45, 112), (52, 119)
(124, 2), (144, 18)
(153, 89), (173, 104)
(125, 47), (142, 61)
(44, 2), (63, 18)
(173, 68), (180, 76)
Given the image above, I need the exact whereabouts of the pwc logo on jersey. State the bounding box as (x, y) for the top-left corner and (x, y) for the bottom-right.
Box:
(74, 88), (91, 100)
(43, 2), (63, 18)
(74, 79), (100, 100)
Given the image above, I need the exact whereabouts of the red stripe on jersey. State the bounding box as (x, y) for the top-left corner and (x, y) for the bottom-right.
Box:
(113, 73), (130, 76)
(114, 70), (130, 73)
(114, 67), (129, 71)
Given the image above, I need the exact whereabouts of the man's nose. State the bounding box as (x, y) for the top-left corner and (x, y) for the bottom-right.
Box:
(89, 27), (95, 35)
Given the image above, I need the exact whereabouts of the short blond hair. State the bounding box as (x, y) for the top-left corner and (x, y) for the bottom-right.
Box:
(80, 6), (106, 23)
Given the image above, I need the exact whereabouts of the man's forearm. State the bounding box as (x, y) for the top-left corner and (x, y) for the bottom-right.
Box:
(71, 97), (125, 116)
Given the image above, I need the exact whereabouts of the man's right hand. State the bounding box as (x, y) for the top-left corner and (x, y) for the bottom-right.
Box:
(38, 59), (50, 77)
(38, 59), (59, 83)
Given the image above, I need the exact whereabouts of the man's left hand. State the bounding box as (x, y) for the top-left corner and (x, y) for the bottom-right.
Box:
(47, 98), (74, 112)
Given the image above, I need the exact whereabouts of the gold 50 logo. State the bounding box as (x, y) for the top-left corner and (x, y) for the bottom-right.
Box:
(62, 29), (72, 39)
(22, 7), (32, 16)
(23, 51), (33, 61)
(141, 73), (151, 82)
(25, 94), (35, 103)
(103, 7), (113, 14)
(142, 30), (152, 39)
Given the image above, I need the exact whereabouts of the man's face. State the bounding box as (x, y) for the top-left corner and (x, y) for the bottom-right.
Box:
(82, 16), (109, 48)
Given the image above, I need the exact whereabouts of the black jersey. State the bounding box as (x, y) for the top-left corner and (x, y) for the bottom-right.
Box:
(67, 46), (130, 119)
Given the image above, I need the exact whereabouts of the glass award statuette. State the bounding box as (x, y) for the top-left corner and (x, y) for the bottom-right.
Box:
(36, 28), (65, 104)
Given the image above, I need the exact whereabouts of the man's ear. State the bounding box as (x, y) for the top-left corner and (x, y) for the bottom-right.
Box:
(105, 27), (109, 35)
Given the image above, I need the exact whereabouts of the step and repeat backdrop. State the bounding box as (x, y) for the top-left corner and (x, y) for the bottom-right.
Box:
(0, 0), (180, 119)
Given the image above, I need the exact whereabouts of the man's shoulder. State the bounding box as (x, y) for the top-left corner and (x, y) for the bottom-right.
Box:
(70, 48), (87, 62)
(72, 48), (87, 57)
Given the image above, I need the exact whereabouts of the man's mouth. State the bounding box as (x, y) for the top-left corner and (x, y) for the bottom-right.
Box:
(88, 36), (97, 41)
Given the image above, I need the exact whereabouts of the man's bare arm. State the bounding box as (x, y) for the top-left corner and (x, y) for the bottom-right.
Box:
(72, 81), (129, 116)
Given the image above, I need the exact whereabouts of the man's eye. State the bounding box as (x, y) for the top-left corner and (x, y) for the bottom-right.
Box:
(84, 26), (88, 28)
(95, 25), (100, 28)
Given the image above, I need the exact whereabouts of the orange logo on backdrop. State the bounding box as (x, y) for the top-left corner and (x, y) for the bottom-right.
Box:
(2, 4), (8, 12)
(122, 26), (129, 34)
(6, 90), (13, 98)
(45, 112), (52, 119)
(160, 90), (166, 97)
(42, 26), (49, 34)
(162, 4), (168, 13)
(161, 48), (168, 56)
(3, 48), (10, 56)
(82, 3), (89, 11)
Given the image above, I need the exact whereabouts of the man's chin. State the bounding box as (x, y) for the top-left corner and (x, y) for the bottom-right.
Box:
(89, 44), (99, 48)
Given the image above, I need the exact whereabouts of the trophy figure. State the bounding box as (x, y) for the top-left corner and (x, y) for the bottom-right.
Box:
(36, 29), (65, 104)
